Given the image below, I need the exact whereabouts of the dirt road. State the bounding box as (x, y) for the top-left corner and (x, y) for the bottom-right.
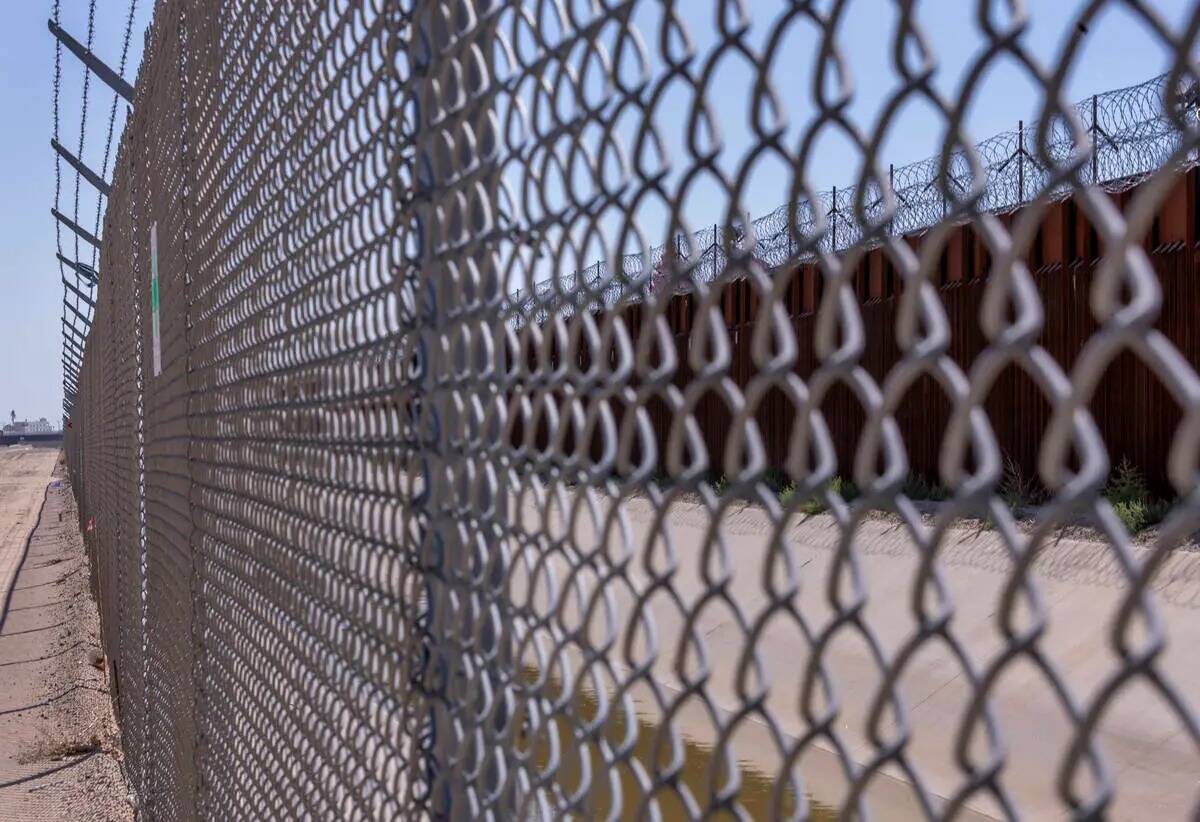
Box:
(0, 447), (60, 620)
(0, 448), (131, 821)
(512, 488), (1200, 820)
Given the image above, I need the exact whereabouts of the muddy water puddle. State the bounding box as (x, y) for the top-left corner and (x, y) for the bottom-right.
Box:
(517, 667), (837, 820)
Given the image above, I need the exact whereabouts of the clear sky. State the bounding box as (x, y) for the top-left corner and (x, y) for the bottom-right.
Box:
(1, 0), (149, 424)
(0, 0), (1193, 423)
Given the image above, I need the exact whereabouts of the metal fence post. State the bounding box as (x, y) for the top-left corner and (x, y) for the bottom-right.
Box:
(889, 163), (896, 236)
(408, 2), (509, 815)
(406, 6), (453, 812)
(1018, 119), (1025, 203)
(831, 185), (838, 252)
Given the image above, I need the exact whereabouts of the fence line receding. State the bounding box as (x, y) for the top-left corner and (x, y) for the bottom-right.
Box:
(65, 1), (1200, 820)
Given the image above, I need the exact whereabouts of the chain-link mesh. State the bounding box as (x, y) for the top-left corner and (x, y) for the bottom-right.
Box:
(65, 1), (1200, 819)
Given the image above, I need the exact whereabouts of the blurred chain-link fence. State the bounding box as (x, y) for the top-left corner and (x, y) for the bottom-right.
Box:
(65, 1), (1200, 819)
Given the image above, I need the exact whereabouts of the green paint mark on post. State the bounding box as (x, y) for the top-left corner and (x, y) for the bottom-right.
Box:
(150, 222), (161, 376)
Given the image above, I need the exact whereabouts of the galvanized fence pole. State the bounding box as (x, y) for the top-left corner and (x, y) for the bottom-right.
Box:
(409, 2), (511, 815)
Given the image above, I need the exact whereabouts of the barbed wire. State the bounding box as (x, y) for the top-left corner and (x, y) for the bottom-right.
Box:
(52, 0), (139, 420)
(511, 71), (1196, 325)
(91, 1), (139, 251)
(69, 1), (97, 273)
(51, 0), (62, 258)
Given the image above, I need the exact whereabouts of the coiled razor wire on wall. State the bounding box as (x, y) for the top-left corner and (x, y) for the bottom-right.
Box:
(66, 0), (1200, 820)
(511, 71), (1200, 326)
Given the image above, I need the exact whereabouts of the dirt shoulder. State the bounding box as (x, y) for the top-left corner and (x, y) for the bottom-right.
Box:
(0, 450), (131, 821)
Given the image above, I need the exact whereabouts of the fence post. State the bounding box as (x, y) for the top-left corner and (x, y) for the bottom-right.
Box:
(713, 222), (719, 284)
(408, 5), (454, 812)
(408, 2), (510, 815)
(1018, 119), (1025, 204)
(1092, 94), (1099, 185)
(889, 163), (895, 236)
(831, 185), (838, 253)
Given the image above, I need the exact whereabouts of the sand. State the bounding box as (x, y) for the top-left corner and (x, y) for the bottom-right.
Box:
(0, 448), (132, 821)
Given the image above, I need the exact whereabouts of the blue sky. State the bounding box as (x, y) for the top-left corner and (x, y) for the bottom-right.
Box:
(1, 0), (149, 424)
(1, 0), (1193, 422)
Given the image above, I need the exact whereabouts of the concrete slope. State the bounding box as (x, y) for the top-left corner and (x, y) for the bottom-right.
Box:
(513, 489), (1200, 820)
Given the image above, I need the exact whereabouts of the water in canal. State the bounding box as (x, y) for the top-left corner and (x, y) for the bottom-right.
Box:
(515, 666), (838, 820)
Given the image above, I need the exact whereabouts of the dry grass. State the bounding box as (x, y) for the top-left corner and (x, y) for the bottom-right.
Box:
(44, 734), (102, 762)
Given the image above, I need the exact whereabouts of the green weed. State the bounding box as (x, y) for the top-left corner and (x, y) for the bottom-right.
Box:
(763, 468), (791, 494)
(902, 473), (950, 501)
(776, 475), (855, 515)
(831, 475), (859, 502)
(1105, 459), (1171, 534)
(1106, 459), (1149, 507)
(1112, 498), (1148, 534)
(778, 483), (796, 506)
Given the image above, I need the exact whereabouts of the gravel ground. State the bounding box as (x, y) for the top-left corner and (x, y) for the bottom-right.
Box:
(0, 450), (133, 821)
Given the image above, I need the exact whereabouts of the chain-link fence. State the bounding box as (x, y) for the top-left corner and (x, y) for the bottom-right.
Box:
(65, 1), (1200, 819)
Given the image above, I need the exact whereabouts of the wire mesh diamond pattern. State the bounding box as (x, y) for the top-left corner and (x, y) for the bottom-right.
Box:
(61, 0), (1200, 819)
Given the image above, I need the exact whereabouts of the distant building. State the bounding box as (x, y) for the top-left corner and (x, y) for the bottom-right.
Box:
(4, 417), (54, 434)
(2, 417), (62, 445)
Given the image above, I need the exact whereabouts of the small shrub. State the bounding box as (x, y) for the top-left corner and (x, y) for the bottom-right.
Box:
(831, 475), (859, 502)
(778, 483), (796, 506)
(780, 477), (849, 515)
(903, 474), (950, 502)
(711, 475), (729, 496)
(999, 456), (1044, 513)
(762, 468), (789, 493)
(762, 468), (797, 496)
(1104, 460), (1171, 533)
(1112, 498), (1148, 534)
(798, 498), (826, 515)
(902, 474), (929, 500)
(1145, 498), (1172, 528)
(1106, 459), (1150, 507)
(778, 482), (826, 514)
(777, 475), (856, 514)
